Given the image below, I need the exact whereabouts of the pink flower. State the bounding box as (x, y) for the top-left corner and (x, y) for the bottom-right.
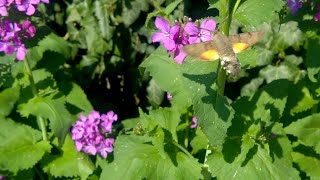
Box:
(184, 19), (216, 44)
(314, 12), (320, 22)
(71, 110), (117, 158)
(166, 92), (172, 101)
(152, 16), (180, 51)
(191, 116), (198, 128)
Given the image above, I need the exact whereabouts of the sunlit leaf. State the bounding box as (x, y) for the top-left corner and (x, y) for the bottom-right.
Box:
(285, 113), (320, 154)
(0, 118), (51, 173)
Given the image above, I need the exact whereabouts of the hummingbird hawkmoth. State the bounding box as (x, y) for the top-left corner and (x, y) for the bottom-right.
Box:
(182, 31), (264, 77)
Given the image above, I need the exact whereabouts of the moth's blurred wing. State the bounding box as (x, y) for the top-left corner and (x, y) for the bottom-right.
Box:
(182, 41), (220, 60)
(228, 31), (264, 53)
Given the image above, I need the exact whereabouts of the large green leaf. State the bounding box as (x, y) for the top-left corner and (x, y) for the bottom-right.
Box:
(139, 107), (181, 142)
(18, 95), (73, 145)
(94, 0), (115, 40)
(140, 47), (192, 109)
(140, 47), (234, 150)
(292, 152), (320, 180)
(285, 113), (320, 154)
(289, 87), (318, 115)
(0, 86), (20, 117)
(269, 21), (303, 53)
(207, 123), (299, 179)
(59, 82), (93, 117)
(122, 0), (149, 27)
(100, 135), (202, 180)
(0, 118), (51, 173)
(233, 0), (284, 27)
(42, 136), (95, 179)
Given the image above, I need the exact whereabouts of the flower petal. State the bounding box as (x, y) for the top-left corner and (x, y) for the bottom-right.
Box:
(155, 16), (170, 33)
(200, 29), (213, 42)
(184, 22), (198, 36)
(173, 44), (187, 64)
(170, 24), (180, 40)
(162, 37), (176, 51)
(200, 19), (216, 31)
(151, 32), (166, 43)
(188, 36), (200, 44)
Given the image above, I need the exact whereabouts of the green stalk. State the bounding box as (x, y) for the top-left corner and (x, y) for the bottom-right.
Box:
(24, 57), (48, 141)
(203, 0), (233, 166)
(216, 0), (232, 94)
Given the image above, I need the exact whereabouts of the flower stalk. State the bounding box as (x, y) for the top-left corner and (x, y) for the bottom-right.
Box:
(24, 57), (48, 141)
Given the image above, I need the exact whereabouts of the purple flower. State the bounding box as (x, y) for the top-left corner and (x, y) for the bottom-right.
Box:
(315, 12), (320, 22)
(0, 40), (15, 54)
(71, 110), (117, 158)
(287, 0), (302, 14)
(152, 16), (180, 51)
(99, 138), (114, 158)
(0, 0), (8, 16)
(166, 92), (172, 101)
(190, 116), (198, 128)
(171, 43), (187, 64)
(184, 19), (216, 44)
(22, 20), (36, 37)
(16, 0), (40, 16)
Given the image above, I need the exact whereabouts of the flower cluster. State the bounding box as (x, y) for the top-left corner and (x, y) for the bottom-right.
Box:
(71, 110), (118, 158)
(0, 0), (49, 16)
(287, 0), (302, 14)
(0, 20), (35, 60)
(152, 16), (216, 64)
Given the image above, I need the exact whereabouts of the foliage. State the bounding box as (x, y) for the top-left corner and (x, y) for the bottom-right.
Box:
(1, 0), (320, 179)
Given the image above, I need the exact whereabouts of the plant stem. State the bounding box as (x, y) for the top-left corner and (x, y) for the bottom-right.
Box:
(216, 0), (232, 94)
(172, 141), (194, 159)
(203, 0), (233, 166)
(24, 58), (38, 97)
(24, 57), (48, 141)
(232, 0), (242, 15)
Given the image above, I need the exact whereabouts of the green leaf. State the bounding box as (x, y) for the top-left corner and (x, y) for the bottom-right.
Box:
(233, 0), (284, 27)
(141, 47), (234, 150)
(290, 87), (318, 115)
(240, 77), (264, 96)
(164, 0), (182, 15)
(0, 118), (51, 173)
(18, 95), (73, 145)
(237, 47), (259, 68)
(259, 62), (304, 84)
(140, 47), (192, 109)
(94, 0), (114, 40)
(235, 79), (289, 124)
(306, 38), (320, 82)
(37, 33), (71, 60)
(122, 0), (149, 27)
(190, 128), (209, 154)
(139, 107), (181, 142)
(100, 135), (202, 179)
(207, 123), (299, 179)
(145, 11), (160, 28)
(292, 152), (320, 179)
(146, 79), (165, 106)
(0, 86), (20, 117)
(270, 21), (303, 53)
(59, 82), (93, 116)
(43, 136), (95, 179)
(285, 113), (320, 154)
